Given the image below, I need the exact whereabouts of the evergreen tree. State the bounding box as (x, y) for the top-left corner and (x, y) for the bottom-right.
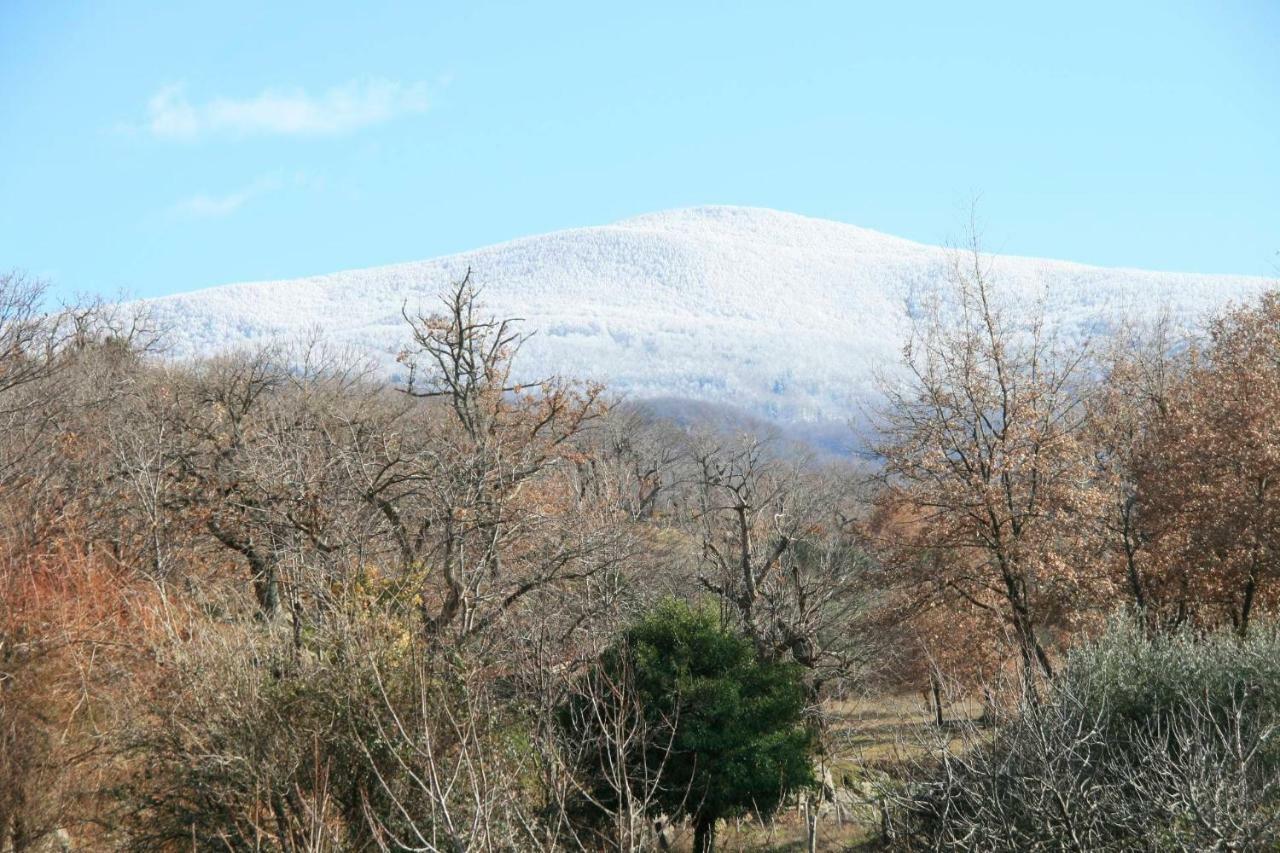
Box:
(572, 600), (815, 852)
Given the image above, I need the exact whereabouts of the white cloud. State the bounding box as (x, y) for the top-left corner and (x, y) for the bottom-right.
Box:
(147, 78), (430, 140)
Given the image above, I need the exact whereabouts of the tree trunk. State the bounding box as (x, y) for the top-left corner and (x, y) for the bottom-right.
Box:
(252, 562), (279, 618)
(693, 814), (716, 853)
(206, 521), (279, 618)
(1238, 567), (1258, 637)
(930, 672), (944, 727)
(805, 795), (818, 853)
(1121, 497), (1148, 613)
(1001, 565), (1054, 684)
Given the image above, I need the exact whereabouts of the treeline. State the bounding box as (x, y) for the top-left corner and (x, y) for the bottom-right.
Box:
(871, 245), (1280, 692)
(1, 249), (1278, 851)
(0, 271), (870, 852)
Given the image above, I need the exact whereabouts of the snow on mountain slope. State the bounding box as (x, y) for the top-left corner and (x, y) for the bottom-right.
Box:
(141, 206), (1273, 430)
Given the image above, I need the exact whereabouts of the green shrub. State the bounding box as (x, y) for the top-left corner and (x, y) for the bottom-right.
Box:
(888, 618), (1280, 851)
(1065, 618), (1280, 731)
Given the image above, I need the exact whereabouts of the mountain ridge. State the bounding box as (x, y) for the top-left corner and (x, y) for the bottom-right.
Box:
(140, 206), (1274, 432)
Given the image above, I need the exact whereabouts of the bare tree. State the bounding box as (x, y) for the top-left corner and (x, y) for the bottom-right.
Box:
(682, 431), (873, 698)
(538, 641), (683, 852)
(370, 273), (628, 642)
(871, 231), (1095, 684)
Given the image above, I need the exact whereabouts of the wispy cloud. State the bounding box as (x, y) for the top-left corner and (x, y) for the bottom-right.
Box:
(170, 173), (314, 219)
(146, 78), (430, 140)
(172, 185), (264, 218)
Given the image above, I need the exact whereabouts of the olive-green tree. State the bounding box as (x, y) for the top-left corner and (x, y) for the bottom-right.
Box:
(571, 600), (815, 853)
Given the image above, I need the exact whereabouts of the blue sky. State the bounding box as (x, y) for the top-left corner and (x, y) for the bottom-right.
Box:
(2, 1), (1277, 302)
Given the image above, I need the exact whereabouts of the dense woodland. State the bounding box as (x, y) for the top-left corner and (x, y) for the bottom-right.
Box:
(2, 246), (1279, 851)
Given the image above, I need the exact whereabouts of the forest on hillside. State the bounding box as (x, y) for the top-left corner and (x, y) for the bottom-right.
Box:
(3, 246), (1280, 852)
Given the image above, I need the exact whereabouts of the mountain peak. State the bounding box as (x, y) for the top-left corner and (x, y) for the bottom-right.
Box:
(614, 204), (816, 228)
(610, 205), (907, 248)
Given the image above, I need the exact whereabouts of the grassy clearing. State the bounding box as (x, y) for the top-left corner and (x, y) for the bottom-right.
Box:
(654, 693), (984, 851)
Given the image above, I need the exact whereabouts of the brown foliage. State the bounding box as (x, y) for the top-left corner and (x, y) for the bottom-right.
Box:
(1135, 293), (1280, 632)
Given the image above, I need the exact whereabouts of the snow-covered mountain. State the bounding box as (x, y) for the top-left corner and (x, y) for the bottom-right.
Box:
(143, 206), (1272, 437)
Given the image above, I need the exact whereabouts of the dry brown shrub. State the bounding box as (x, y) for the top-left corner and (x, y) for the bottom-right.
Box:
(0, 539), (169, 850)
